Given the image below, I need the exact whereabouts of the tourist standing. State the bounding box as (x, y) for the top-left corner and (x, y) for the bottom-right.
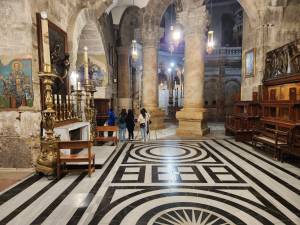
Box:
(126, 109), (135, 140)
(118, 109), (127, 142)
(138, 108), (150, 142)
(107, 108), (116, 137)
(143, 108), (151, 135)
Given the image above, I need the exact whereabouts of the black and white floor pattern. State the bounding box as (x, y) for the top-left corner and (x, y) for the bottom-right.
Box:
(0, 139), (300, 225)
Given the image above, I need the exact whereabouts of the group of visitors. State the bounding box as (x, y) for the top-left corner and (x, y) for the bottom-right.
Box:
(107, 108), (151, 142)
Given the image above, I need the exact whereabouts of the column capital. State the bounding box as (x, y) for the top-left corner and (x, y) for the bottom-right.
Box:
(141, 26), (164, 48)
(179, 5), (208, 37)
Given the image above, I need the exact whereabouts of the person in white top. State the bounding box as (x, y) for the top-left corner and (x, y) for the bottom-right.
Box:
(138, 108), (150, 142)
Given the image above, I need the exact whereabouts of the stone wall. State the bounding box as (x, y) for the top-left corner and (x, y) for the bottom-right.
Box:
(0, 0), (112, 168)
(241, 0), (300, 100)
(99, 13), (118, 110)
(0, 0), (40, 168)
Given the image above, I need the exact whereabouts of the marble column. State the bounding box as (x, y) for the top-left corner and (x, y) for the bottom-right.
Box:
(142, 28), (165, 129)
(176, 6), (210, 137)
(117, 46), (132, 111)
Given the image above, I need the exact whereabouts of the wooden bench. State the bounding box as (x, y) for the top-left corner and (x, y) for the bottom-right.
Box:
(281, 126), (300, 161)
(57, 140), (95, 179)
(252, 128), (289, 160)
(95, 126), (119, 145)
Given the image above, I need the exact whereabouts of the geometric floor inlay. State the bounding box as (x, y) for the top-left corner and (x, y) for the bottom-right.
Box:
(0, 139), (300, 225)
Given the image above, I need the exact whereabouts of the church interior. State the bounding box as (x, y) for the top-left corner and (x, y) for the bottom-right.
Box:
(0, 0), (300, 224)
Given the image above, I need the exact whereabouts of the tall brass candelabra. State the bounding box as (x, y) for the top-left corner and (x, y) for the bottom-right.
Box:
(84, 80), (97, 141)
(76, 89), (83, 121)
(36, 72), (60, 176)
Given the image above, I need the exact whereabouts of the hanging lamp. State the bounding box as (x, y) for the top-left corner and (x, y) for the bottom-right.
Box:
(131, 0), (138, 59)
(207, 0), (215, 54)
(169, 3), (175, 54)
(169, 0), (182, 53)
(131, 40), (138, 59)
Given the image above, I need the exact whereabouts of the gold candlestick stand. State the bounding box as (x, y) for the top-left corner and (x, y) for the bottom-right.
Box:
(36, 72), (60, 176)
(76, 89), (83, 121)
(84, 81), (97, 141)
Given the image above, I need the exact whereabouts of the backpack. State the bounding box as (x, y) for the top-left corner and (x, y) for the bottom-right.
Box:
(118, 116), (126, 128)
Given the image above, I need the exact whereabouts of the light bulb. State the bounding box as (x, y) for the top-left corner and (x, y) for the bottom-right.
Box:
(172, 29), (181, 41)
(40, 11), (48, 19)
(207, 30), (215, 54)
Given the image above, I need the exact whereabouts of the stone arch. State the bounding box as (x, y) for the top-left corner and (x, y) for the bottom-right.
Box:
(142, 0), (260, 29)
(204, 78), (218, 107)
(119, 6), (143, 46)
(67, 0), (113, 72)
(224, 78), (241, 110)
(224, 78), (241, 86)
(77, 20), (108, 82)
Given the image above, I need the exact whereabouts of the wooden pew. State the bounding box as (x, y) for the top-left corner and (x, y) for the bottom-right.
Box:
(252, 127), (289, 160)
(95, 126), (119, 145)
(281, 126), (300, 161)
(57, 140), (95, 179)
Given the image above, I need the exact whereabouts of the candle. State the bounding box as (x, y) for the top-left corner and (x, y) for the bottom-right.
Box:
(58, 95), (62, 104)
(77, 82), (81, 91)
(84, 46), (89, 83)
(54, 94), (57, 104)
(40, 11), (51, 73)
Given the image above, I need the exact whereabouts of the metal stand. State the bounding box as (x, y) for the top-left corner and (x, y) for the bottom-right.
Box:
(84, 81), (97, 141)
(36, 72), (60, 176)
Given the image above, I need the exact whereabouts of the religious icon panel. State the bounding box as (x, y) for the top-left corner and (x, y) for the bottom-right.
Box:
(0, 59), (33, 109)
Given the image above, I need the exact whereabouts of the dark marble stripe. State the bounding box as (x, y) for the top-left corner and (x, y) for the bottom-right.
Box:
(101, 192), (276, 225)
(122, 144), (222, 164)
(214, 140), (300, 194)
(89, 185), (293, 225)
(225, 139), (300, 180)
(0, 178), (58, 224)
(203, 141), (300, 218)
(0, 174), (41, 206)
(30, 172), (86, 225)
(66, 143), (129, 225)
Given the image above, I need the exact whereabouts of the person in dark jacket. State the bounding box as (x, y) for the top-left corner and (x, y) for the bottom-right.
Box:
(118, 109), (127, 142)
(126, 109), (135, 140)
(107, 108), (116, 137)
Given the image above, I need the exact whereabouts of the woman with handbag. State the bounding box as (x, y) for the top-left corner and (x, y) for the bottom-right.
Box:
(138, 108), (150, 142)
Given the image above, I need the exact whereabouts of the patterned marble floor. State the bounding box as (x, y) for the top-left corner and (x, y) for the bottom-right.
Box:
(0, 139), (300, 225)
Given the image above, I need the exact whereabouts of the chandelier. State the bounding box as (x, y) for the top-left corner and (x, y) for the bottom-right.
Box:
(169, 0), (183, 54)
(131, 0), (138, 59)
(131, 40), (138, 59)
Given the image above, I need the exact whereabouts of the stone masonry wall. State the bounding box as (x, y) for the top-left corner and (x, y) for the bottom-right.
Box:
(241, 0), (300, 100)
(0, 0), (111, 168)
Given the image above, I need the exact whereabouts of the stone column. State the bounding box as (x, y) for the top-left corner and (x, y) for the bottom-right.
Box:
(117, 46), (132, 111)
(176, 5), (210, 137)
(142, 28), (165, 129)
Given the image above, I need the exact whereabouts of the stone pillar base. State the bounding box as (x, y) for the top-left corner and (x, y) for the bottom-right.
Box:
(118, 98), (132, 111)
(148, 108), (165, 130)
(176, 108), (210, 138)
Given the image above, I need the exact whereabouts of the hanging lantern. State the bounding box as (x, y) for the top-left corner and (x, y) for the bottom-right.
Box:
(131, 40), (138, 59)
(171, 23), (182, 46)
(207, 30), (215, 54)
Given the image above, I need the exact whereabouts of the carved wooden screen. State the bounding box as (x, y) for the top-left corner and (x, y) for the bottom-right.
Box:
(264, 39), (300, 82)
